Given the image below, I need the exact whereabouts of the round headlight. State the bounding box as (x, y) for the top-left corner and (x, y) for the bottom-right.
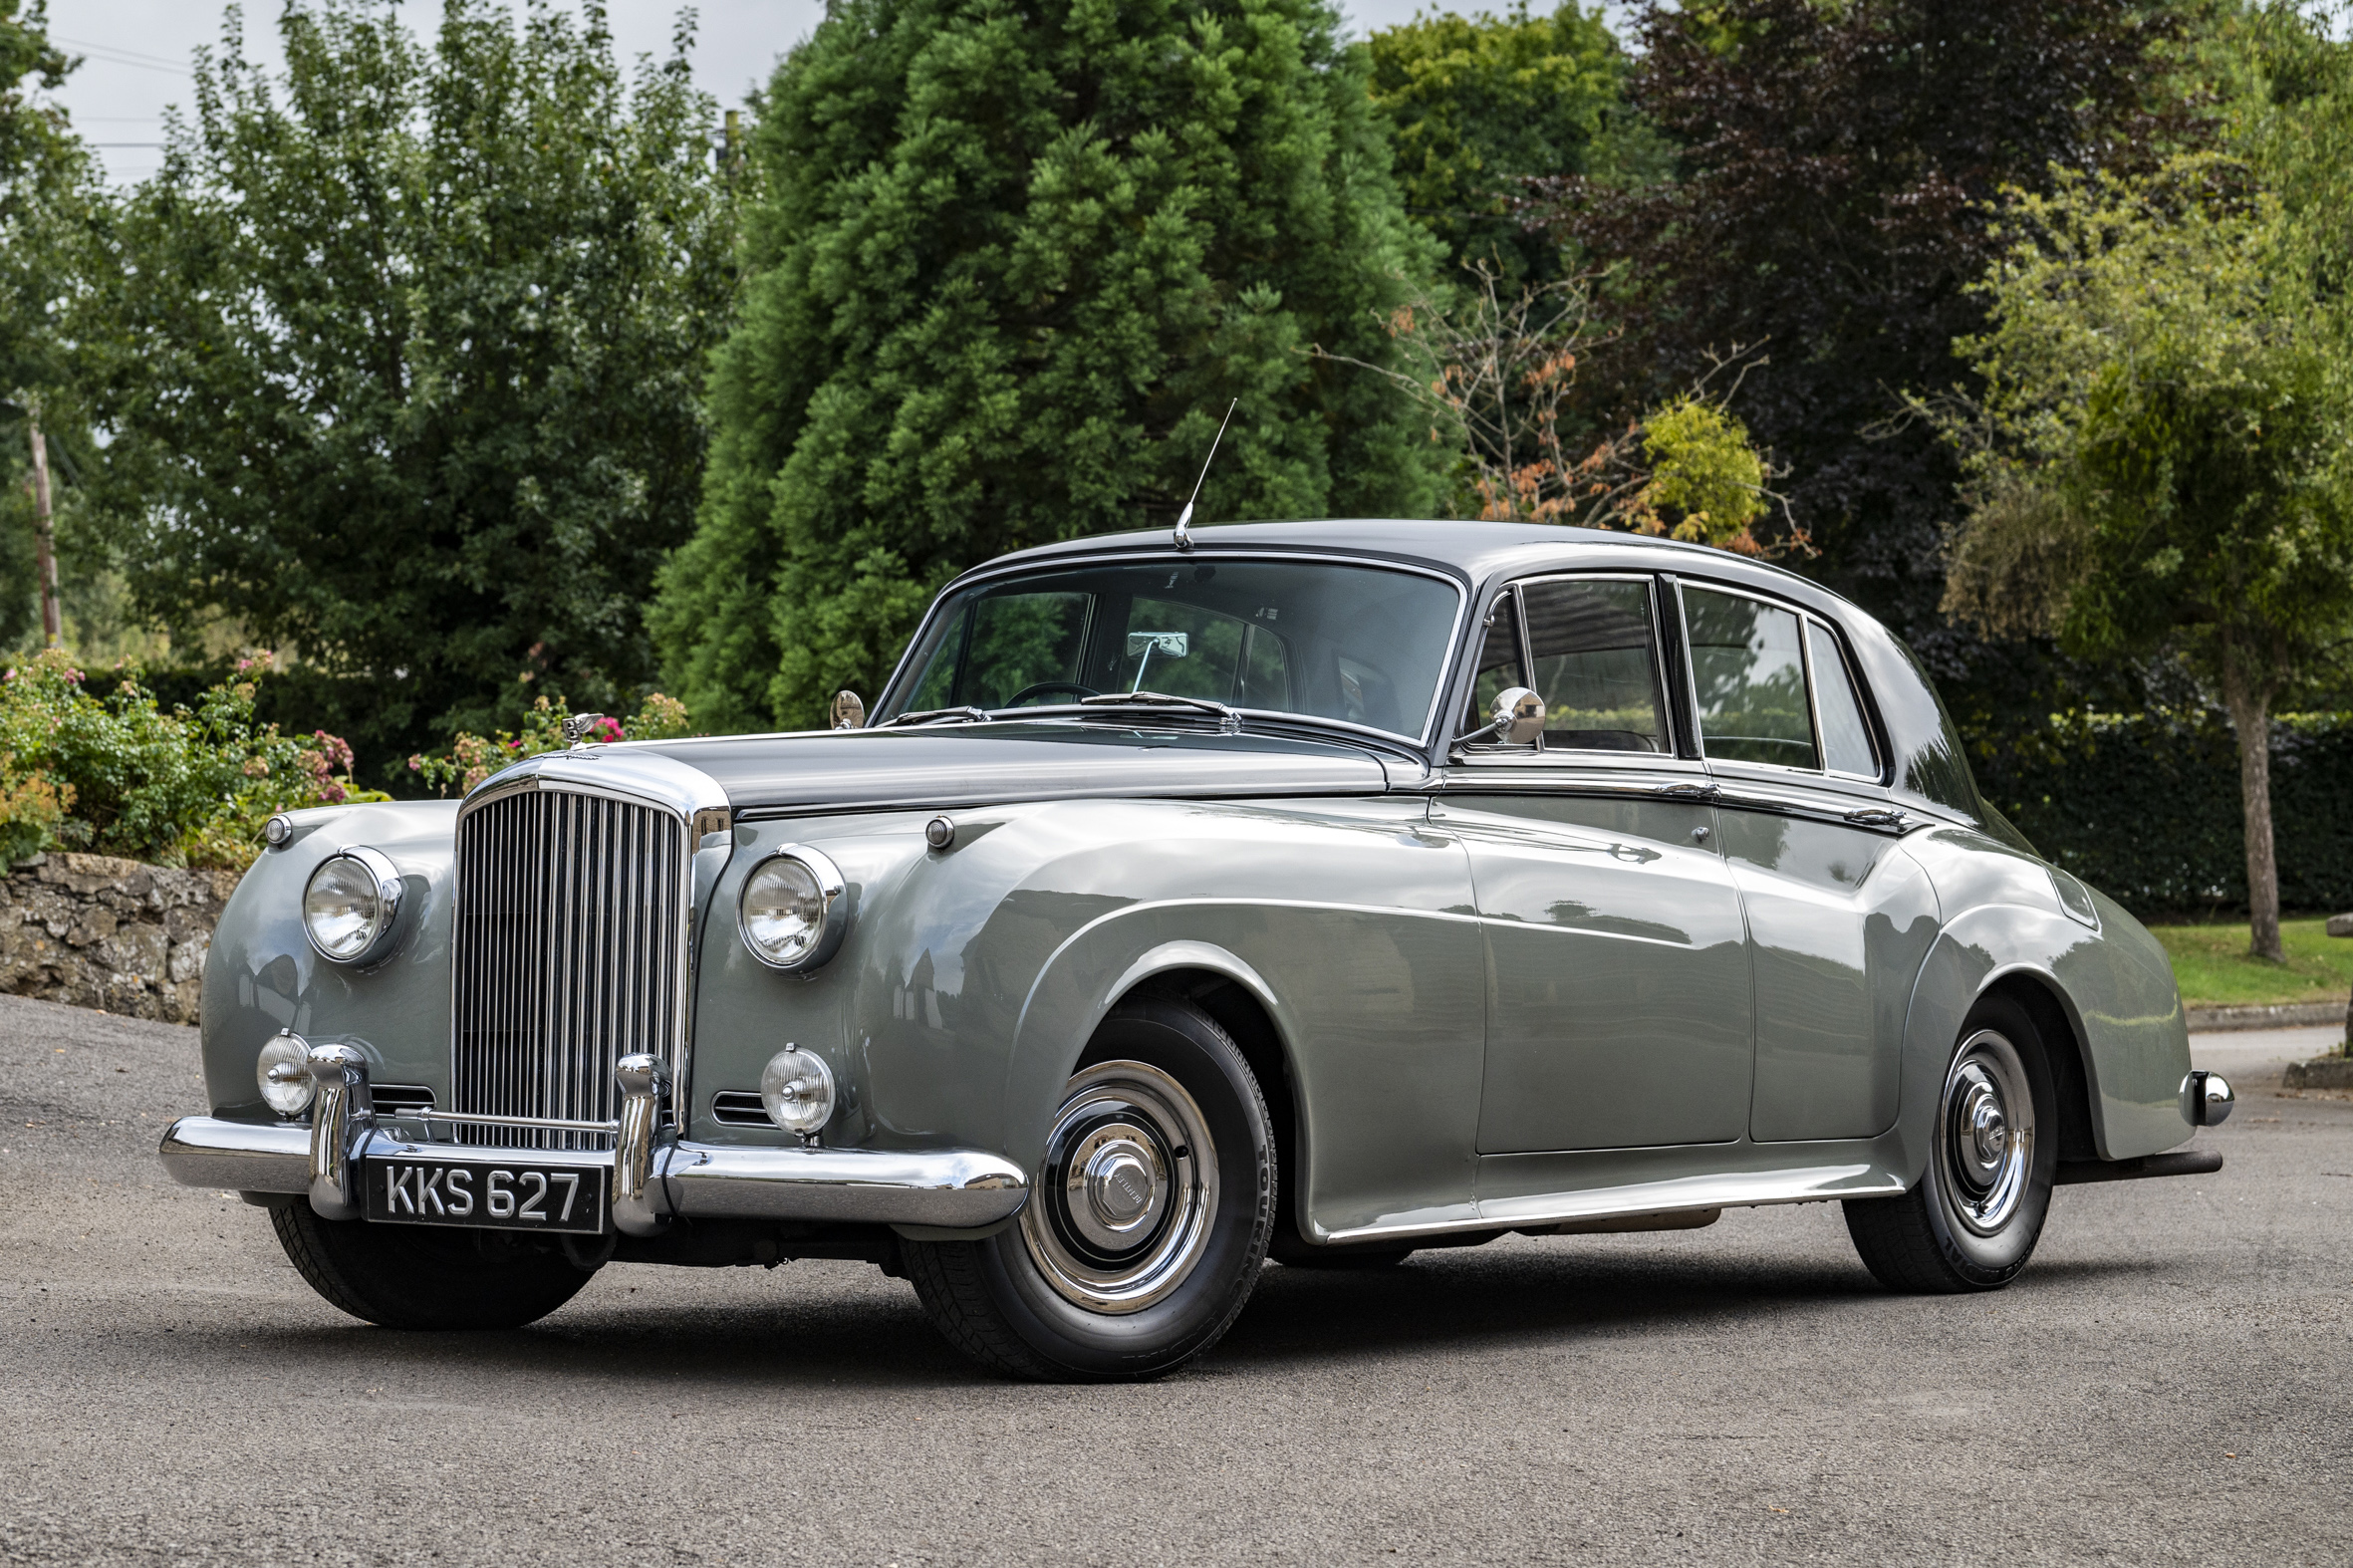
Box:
(302, 846), (404, 965)
(761, 1046), (836, 1137)
(256, 1030), (315, 1117)
(738, 847), (849, 971)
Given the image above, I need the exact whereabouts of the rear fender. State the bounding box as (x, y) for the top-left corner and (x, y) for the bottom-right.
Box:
(1901, 902), (2191, 1174)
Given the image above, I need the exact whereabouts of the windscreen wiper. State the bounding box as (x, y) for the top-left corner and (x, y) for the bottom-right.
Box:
(886, 706), (991, 727)
(1075, 690), (1243, 734)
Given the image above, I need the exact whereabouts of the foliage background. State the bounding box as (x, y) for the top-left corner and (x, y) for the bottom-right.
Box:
(651, 0), (1446, 732)
(74, 0), (738, 789)
(1981, 710), (2353, 916)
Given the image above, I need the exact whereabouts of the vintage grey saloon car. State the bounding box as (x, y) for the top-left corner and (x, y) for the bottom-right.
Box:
(158, 520), (2232, 1380)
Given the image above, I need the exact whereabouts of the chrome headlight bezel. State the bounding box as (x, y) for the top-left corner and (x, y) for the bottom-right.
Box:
(737, 846), (850, 972)
(301, 845), (405, 966)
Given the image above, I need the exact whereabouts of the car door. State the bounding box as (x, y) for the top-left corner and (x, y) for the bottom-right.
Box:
(1432, 573), (1753, 1153)
(1672, 579), (1942, 1144)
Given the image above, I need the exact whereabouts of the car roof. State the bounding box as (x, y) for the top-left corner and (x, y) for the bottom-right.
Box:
(972, 518), (1861, 619)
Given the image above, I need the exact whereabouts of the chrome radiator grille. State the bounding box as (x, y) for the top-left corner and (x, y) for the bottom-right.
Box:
(451, 785), (691, 1150)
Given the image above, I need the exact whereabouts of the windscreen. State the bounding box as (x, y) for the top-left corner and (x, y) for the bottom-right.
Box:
(885, 558), (1462, 740)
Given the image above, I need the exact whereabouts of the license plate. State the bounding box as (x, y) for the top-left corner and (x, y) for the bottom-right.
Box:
(365, 1158), (606, 1234)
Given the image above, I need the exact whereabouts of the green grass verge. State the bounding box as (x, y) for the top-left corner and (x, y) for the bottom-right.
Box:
(2149, 916), (2353, 1009)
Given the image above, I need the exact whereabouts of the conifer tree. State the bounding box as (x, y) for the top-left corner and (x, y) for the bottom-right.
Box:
(654, 0), (1442, 731)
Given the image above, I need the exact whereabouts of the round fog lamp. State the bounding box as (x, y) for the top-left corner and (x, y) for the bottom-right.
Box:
(738, 847), (849, 971)
(761, 1046), (836, 1137)
(302, 846), (403, 965)
(256, 1031), (315, 1117)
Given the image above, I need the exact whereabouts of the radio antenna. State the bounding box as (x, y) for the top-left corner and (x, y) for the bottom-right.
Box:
(1173, 399), (1237, 554)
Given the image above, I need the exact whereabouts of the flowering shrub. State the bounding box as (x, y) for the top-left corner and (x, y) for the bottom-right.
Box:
(0, 650), (380, 870)
(407, 692), (696, 797)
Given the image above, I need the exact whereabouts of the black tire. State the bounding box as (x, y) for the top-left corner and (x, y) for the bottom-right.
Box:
(1844, 992), (2059, 1293)
(272, 1202), (598, 1330)
(902, 993), (1276, 1381)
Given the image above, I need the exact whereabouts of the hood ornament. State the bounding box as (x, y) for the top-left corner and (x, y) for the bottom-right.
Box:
(1173, 398), (1238, 554)
(561, 712), (607, 748)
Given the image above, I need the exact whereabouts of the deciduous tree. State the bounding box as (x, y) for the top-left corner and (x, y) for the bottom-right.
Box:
(1941, 153), (2353, 960)
(1529, 0), (2191, 634)
(1366, 2), (1639, 286)
(80, 0), (736, 781)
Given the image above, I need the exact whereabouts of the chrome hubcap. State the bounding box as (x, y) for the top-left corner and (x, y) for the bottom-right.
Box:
(1022, 1061), (1217, 1314)
(1939, 1030), (2033, 1236)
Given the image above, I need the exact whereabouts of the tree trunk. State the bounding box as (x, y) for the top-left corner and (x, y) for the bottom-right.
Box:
(2220, 650), (2283, 963)
(25, 414), (60, 647)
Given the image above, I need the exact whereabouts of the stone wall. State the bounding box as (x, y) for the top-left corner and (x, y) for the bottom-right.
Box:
(0, 853), (236, 1024)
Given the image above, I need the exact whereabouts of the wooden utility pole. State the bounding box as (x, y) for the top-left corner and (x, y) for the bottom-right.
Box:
(25, 413), (60, 647)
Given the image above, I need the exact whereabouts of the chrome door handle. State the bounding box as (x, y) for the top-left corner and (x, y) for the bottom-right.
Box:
(1844, 807), (1910, 830)
(1655, 782), (1719, 800)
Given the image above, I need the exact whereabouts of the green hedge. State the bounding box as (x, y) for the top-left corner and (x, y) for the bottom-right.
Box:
(1975, 710), (2353, 917)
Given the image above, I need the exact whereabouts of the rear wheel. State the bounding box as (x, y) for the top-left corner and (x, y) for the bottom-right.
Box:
(902, 993), (1275, 1380)
(272, 1202), (598, 1330)
(1844, 992), (2058, 1293)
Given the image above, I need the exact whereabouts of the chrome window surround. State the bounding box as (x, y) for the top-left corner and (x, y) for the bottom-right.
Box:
(302, 845), (407, 966)
(449, 748), (732, 1147)
(737, 844), (852, 973)
(1668, 577), (1889, 786)
(1453, 571), (1680, 762)
(871, 549), (1473, 750)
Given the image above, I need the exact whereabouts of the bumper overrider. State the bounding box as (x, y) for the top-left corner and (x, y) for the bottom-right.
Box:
(158, 1039), (1028, 1236)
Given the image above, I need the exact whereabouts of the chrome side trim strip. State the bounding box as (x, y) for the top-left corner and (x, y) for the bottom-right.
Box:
(1316, 1163), (1906, 1245)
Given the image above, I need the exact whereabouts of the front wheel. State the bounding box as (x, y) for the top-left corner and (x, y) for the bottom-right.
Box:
(1843, 992), (2058, 1293)
(272, 1202), (598, 1329)
(901, 993), (1275, 1380)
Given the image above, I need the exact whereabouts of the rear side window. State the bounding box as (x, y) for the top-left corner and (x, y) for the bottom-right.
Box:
(1683, 588), (1817, 768)
(1807, 622), (1878, 778)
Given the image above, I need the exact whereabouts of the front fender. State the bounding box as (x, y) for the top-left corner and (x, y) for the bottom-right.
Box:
(197, 801), (460, 1118)
(692, 797), (1482, 1234)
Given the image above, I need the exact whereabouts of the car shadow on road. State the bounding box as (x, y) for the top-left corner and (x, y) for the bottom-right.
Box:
(138, 1239), (2165, 1393)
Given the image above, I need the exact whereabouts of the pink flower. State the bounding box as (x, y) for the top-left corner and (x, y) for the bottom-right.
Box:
(318, 782), (347, 804)
(590, 716), (623, 743)
(407, 755), (423, 771)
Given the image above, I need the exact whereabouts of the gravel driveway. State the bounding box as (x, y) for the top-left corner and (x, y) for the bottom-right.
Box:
(3, 995), (2346, 1566)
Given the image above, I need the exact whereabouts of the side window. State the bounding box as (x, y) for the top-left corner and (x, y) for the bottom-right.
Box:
(1521, 578), (1670, 754)
(1683, 587), (1818, 769)
(1806, 622), (1878, 778)
(1466, 595), (1526, 724)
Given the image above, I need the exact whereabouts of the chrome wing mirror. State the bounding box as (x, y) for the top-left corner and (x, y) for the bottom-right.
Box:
(831, 689), (865, 730)
(1452, 686), (1545, 749)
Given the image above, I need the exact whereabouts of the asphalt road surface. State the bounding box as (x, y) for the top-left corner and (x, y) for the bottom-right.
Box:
(4, 995), (2348, 1566)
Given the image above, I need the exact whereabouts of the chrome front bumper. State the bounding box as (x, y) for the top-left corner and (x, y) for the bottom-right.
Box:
(159, 1046), (1027, 1236)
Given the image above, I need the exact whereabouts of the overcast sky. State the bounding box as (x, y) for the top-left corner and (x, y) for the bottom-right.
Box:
(46, 0), (1491, 185)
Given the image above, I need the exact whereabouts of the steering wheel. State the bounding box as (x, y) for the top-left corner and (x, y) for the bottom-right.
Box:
(1005, 681), (1101, 707)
